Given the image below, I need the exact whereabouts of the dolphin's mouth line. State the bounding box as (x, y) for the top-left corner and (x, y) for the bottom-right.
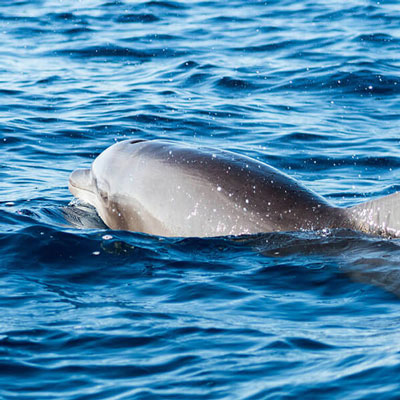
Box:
(68, 180), (97, 208)
(68, 180), (94, 195)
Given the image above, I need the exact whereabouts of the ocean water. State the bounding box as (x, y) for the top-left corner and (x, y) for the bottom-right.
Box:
(1, 0), (400, 398)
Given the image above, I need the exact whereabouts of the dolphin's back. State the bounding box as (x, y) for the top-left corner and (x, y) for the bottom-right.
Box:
(99, 140), (345, 237)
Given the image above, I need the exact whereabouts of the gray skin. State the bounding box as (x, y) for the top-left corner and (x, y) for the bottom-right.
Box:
(69, 139), (400, 238)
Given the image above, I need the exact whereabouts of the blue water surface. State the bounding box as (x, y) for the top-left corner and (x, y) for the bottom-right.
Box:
(1, 0), (400, 399)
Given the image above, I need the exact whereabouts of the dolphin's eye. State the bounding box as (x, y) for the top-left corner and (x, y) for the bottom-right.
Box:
(99, 189), (109, 204)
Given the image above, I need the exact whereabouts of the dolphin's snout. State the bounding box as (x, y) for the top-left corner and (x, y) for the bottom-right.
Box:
(69, 168), (91, 190)
(69, 168), (96, 205)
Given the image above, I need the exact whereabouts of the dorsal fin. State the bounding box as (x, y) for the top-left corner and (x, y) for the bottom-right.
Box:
(347, 192), (400, 238)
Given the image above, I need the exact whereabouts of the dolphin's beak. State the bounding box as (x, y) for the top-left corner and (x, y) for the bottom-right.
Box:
(69, 168), (96, 205)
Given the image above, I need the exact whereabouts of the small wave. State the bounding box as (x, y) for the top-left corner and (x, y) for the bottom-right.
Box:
(177, 60), (199, 70)
(274, 69), (400, 95)
(329, 70), (400, 95)
(55, 45), (151, 60)
(0, 89), (23, 95)
(35, 75), (62, 85)
(116, 13), (160, 23)
(63, 26), (94, 35)
(185, 72), (212, 86)
(145, 0), (187, 10)
(55, 45), (186, 60)
(234, 39), (320, 53)
(215, 76), (258, 90)
(285, 154), (400, 171)
(355, 33), (397, 44)
(49, 12), (86, 22)
(286, 337), (335, 350)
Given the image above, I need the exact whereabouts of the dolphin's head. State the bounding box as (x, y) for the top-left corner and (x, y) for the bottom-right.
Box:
(69, 139), (147, 227)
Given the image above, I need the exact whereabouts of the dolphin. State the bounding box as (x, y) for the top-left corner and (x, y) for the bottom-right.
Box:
(68, 139), (400, 238)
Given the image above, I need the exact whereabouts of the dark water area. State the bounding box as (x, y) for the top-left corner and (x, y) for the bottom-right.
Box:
(1, 0), (400, 399)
